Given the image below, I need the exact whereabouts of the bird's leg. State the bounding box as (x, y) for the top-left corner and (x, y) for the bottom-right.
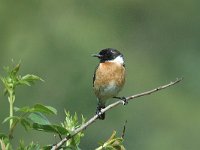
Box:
(113, 96), (128, 105)
(96, 105), (105, 120)
(96, 106), (102, 116)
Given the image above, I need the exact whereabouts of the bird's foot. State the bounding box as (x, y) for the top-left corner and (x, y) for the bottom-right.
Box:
(96, 108), (102, 116)
(96, 106), (105, 120)
(121, 96), (128, 105)
(113, 96), (128, 105)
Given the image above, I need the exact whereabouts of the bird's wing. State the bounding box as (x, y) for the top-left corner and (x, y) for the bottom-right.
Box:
(93, 64), (99, 87)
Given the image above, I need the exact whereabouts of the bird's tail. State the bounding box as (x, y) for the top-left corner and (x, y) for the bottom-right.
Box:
(96, 104), (105, 120)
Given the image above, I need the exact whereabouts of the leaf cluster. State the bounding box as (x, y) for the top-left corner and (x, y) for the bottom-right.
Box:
(1, 104), (86, 150)
(96, 131), (125, 150)
(0, 63), (43, 96)
(0, 62), (126, 150)
(61, 111), (85, 149)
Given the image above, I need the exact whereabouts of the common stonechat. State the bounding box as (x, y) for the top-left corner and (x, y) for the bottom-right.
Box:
(92, 48), (126, 120)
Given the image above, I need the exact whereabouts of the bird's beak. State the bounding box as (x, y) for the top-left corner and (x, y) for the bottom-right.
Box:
(92, 54), (102, 58)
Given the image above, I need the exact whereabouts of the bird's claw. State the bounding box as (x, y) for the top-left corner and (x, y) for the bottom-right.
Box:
(121, 97), (128, 105)
(96, 106), (105, 120)
(96, 109), (103, 117)
(113, 96), (128, 105)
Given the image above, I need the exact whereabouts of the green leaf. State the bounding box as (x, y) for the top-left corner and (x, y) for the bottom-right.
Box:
(17, 74), (43, 87)
(28, 112), (50, 125)
(18, 80), (32, 86)
(2, 116), (20, 124)
(32, 123), (69, 135)
(14, 106), (33, 113)
(73, 112), (78, 123)
(95, 131), (125, 150)
(20, 118), (31, 131)
(81, 114), (86, 125)
(11, 63), (20, 76)
(17, 141), (40, 150)
(14, 104), (57, 115)
(33, 104), (57, 115)
(21, 74), (44, 83)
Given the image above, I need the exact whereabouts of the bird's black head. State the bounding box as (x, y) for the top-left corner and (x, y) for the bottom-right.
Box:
(93, 48), (123, 63)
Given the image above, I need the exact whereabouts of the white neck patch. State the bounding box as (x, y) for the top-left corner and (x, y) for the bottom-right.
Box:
(108, 55), (124, 65)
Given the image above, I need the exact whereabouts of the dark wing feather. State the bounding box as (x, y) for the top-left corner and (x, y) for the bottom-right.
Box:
(93, 65), (99, 87)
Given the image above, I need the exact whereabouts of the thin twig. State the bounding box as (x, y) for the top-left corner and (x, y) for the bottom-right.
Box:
(121, 120), (127, 139)
(51, 78), (182, 150)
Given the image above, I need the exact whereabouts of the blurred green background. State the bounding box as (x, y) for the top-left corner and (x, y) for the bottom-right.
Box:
(0, 0), (200, 149)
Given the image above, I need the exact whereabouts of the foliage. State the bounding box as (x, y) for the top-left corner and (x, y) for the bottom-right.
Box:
(17, 141), (40, 150)
(95, 131), (125, 150)
(61, 111), (85, 149)
(0, 63), (125, 149)
(0, 63), (43, 129)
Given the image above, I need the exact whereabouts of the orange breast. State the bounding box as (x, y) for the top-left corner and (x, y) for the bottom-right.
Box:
(93, 62), (125, 100)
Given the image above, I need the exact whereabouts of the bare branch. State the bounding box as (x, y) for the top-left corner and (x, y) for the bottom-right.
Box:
(51, 78), (182, 150)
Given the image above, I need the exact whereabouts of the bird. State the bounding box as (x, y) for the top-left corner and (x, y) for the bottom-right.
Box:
(92, 48), (126, 120)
